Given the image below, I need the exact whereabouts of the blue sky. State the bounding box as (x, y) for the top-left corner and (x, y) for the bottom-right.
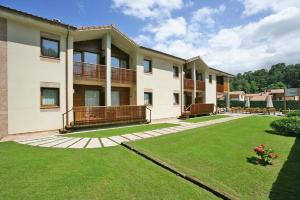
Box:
(1, 0), (300, 74)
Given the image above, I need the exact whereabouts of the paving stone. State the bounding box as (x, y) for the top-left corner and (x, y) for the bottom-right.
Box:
(108, 136), (129, 144)
(86, 138), (102, 148)
(133, 132), (154, 139)
(54, 138), (82, 148)
(18, 136), (57, 144)
(122, 134), (142, 141)
(28, 137), (64, 146)
(68, 138), (90, 148)
(143, 131), (161, 136)
(101, 138), (118, 147)
(39, 137), (74, 147)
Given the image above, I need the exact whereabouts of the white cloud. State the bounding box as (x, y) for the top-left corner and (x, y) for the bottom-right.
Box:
(191, 4), (225, 27)
(143, 17), (187, 41)
(112, 0), (183, 19)
(239, 0), (300, 16)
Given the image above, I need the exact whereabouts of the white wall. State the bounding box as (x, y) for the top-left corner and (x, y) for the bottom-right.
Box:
(136, 54), (182, 119)
(204, 70), (217, 107)
(7, 20), (73, 134)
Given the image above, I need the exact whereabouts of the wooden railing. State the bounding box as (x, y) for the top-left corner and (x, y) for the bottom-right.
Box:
(196, 80), (205, 91)
(184, 79), (205, 91)
(74, 62), (136, 84)
(111, 67), (136, 84)
(73, 62), (106, 81)
(184, 79), (194, 90)
(217, 84), (225, 93)
(189, 103), (214, 115)
(73, 105), (146, 126)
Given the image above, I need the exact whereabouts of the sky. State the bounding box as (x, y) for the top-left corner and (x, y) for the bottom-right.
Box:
(1, 0), (300, 74)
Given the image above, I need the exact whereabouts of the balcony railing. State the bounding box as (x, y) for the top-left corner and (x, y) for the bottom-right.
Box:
(73, 105), (146, 126)
(73, 62), (106, 81)
(111, 67), (136, 85)
(184, 79), (205, 91)
(74, 62), (136, 84)
(217, 84), (229, 93)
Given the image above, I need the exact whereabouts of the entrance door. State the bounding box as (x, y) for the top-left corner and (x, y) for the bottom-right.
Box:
(85, 90), (100, 106)
(111, 91), (120, 106)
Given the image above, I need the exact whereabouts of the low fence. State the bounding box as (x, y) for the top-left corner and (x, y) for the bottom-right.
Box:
(217, 100), (299, 110)
(73, 105), (146, 126)
(189, 103), (215, 115)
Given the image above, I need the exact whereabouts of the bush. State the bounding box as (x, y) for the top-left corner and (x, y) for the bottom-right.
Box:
(270, 117), (300, 136)
(287, 110), (300, 117)
(254, 144), (278, 165)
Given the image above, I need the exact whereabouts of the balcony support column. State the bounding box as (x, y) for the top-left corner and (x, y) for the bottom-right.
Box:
(104, 33), (112, 106)
(192, 62), (197, 104)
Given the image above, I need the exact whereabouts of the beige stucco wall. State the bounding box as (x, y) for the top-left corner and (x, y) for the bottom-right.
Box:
(136, 54), (182, 119)
(204, 70), (217, 107)
(6, 19), (73, 134)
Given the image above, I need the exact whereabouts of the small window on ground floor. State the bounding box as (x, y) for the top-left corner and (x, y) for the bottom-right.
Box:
(41, 87), (60, 108)
(173, 93), (179, 105)
(144, 92), (153, 106)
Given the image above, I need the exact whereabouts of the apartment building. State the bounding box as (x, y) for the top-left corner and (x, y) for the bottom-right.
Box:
(0, 5), (232, 137)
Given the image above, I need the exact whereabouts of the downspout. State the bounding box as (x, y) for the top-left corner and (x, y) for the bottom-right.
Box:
(180, 65), (183, 115)
(65, 26), (70, 125)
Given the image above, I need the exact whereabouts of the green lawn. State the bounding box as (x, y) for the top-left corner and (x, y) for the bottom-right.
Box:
(130, 116), (300, 200)
(67, 123), (178, 138)
(0, 142), (216, 200)
(184, 115), (229, 123)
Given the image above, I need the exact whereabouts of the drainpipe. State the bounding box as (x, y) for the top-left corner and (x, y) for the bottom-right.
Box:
(180, 65), (183, 115)
(65, 27), (70, 125)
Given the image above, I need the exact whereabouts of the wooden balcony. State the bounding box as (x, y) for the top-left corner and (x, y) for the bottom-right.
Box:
(111, 67), (136, 85)
(217, 84), (229, 93)
(74, 62), (136, 85)
(73, 62), (106, 81)
(73, 105), (146, 126)
(196, 80), (205, 91)
(184, 79), (205, 91)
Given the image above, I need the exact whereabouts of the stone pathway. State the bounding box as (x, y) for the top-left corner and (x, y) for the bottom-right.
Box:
(15, 114), (249, 149)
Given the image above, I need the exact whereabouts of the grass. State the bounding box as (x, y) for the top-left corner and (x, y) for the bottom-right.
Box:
(184, 114), (229, 123)
(67, 123), (178, 138)
(0, 142), (216, 200)
(130, 116), (300, 200)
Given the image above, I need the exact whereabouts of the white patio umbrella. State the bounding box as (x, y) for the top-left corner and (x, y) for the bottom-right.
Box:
(266, 95), (274, 108)
(245, 97), (251, 108)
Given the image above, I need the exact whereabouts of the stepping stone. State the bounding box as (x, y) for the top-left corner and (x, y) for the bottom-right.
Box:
(122, 134), (142, 141)
(108, 136), (129, 144)
(144, 131), (161, 136)
(39, 137), (73, 147)
(86, 138), (102, 148)
(17, 136), (56, 143)
(54, 138), (82, 148)
(28, 137), (63, 146)
(101, 138), (118, 147)
(133, 132), (153, 139)
(68, 138), (90, 148)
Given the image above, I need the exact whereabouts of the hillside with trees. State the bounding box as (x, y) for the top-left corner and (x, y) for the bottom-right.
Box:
(230, 63), (300, 93)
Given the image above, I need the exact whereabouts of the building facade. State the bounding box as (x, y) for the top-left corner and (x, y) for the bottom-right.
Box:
(0, 6), (232, 137)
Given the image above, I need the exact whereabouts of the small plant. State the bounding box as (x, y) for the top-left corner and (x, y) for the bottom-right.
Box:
(254, 144), (278, 165)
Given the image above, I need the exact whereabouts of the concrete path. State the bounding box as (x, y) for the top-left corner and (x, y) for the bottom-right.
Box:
(14, 114), (249, 149)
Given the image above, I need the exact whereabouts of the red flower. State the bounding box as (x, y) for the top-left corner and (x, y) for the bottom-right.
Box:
(255, 147), (264, 154)
(259, 144), (266, 148)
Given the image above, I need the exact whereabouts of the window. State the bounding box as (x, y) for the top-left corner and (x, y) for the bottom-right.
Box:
(217, 76), (224, 85)
(144, 92), (153, 106)
(41, 37), (60, 58)
(209, 75), (213, 83)
(173, 93), (179, 105)
(41, 88), (59, 108)
(85, 90), (100, 106)
(111, 91), (120, 106)
(173, 66), (179, 77)
(111, 56), (128, 68)
(73, 51), (82, 62)
(144, 59), (152, 73)
(196, 72), (203, 81)
(84, 52), (100, 64)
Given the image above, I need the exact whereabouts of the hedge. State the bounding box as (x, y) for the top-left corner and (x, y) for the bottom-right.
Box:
(217, 100), (299, 110)
(270, 117), (300, 136)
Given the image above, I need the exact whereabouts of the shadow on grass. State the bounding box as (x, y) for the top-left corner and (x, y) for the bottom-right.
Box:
(269, 138), (300, 200)
(265, 130), (295, 137)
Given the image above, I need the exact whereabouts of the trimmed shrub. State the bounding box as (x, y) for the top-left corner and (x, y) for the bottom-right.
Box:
(286, 110), (300, 117)
(270, 117), (300, 136)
